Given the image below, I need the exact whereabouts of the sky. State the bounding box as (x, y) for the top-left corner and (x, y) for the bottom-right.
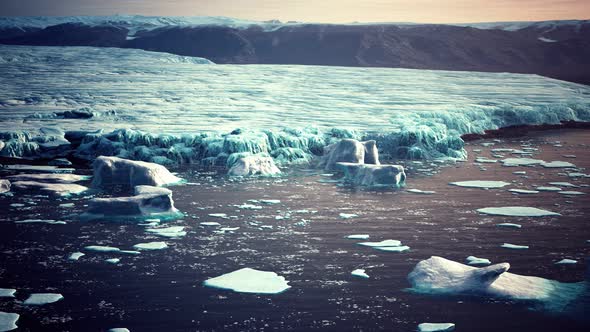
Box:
(0, 0), (588, 23)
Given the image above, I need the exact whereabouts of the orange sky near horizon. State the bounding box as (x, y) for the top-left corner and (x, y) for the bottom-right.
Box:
(1, 0), (589, 23)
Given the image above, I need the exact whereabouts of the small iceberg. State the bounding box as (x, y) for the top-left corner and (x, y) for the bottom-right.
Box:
(374, 245), (410, 252)
(549, 182), (578, 188)
(68, 252), (85, 260)
(477, 206), (560, 217)
(236, 203), (263, 210)
(466, 256), (491, 265)
(260, 199), (281, 205)
(509, 189), (539, 194)
(0, 289), (16, 298)
(204, 268), (290, 294)
(85, 245), (121, 253)
(558, 191), (585, 195)
(346, 234), (370, 240)
(105, 258), (120, 264)
(133, 241), (168, 251)
(200, 221), (221, 226)
(358, 240), (402, 247)
(339, 213), (358, 219)
(496, 223), (522, 229)
(418, 323), (455, 332)
(107, 329), (130, 332)
(555, 259), (577, 265)
(351, 269), (369, 278)
(208, 213), (227, 218)
(501, 243), (529, 250)
(0, 312), (19, 332)
(407, 189), (435, 194)
(146, 226), (186, 238)
(23, 293), (64, 305)
(535, 186), (562, 192)
(449, 180), (510, 189)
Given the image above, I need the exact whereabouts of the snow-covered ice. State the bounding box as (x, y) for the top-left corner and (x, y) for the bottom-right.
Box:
(357, 240), (402, 247)
(23, 293), (64, 305)
(204, 268), (291, 294)
(200, 222), (221, 226)
(449, 180), (510, 189)
(228, 155), (281, 177)
(375, 245), (411, 252)
(336, 163), (406, 188)
(0, 180), (10, 194)
(558, 191), (585, 195)
(477, 206), (560, 217)
(351, 269), (370, 278)
(106, 258), (121, 264)
(535, 186), (562, 192)
(0, 312), (19, 332)
(549, 182), (578, 187)
(84, 245), (121, 253)
(10, 181), (88, 196)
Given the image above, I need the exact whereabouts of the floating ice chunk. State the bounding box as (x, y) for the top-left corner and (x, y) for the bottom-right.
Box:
(501, 243), (529, 250)
(346, 234), (370, 240)
(321, 139), (379, 170)
(204, 268), (290, 294)
(496, 223), (522, 228)
(219, 227), (240, 231)
(568, 172), (590, 178)
(555, 259), (577, 265)
(133, 241), (168, 251)
(14, 219), (66, 225)
(0, 312), (19, 332)
(449, 180), (510, 189)
(200, 222), (221, 226)
(68, 252), (85, 260)
(336, 162), (405, 188)
(501, 157), (544, 167)
(107, 329), (130, 332)
(105, 258), (120, 264)
(228, 155), (280, 177)
(558, 191), (585, 195)
(418, 323), (455, 332)
(83, 186), (181, 221)
(351, 269), (369, 278)
(23, 293), (64, 305)
(407, 189), (435, 194)
(236, 203), (263, 210)
(549, 182), (578, 188)
(92, 156), (181, 190)
(59, 203), (75, 208)
(358, 240), (402, 247)
(11, 181), (88, 196)
(512, 171), (526, 175)
(119, 250), (141, 255)
(475, 157), (497, 163)
(208, 213), (227, 218)
(6, 173), (89, 183)
(0, 289), (16, 298)
(466, 256), (491, 265)
(84, 245), (121, 253)
(541, 161), (576, 168)
(146, 226), (186, 238)
(339, 213), (358, 219)
(535, 186), (562, 192)
(0, 179), (10, 194)
(260, 199), (281, 205)
(509, 189), (539, 194)
(375, 245), (410, 252)
(477, 206), (560, 217)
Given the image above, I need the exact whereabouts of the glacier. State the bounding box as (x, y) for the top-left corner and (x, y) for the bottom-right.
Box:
(1, 45), (589, 167)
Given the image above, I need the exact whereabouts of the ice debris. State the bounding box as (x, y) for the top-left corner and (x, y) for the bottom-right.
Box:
(351, 269), (370, 278)
(0, 312), (19, 332)
(496, 223), (522, 228)
(200, 222), (221, 226)
(477, 206), (560, 217)
(555, 259), (577, 265)
(204, 268), (291, 294)
(85, 245), (121, 253)
(418, 323), (455, 332)
(23, 293), (64, 305)
(449, 180), (510, 189)
(358, 240), (402, 247)
(105, 258), (120, 264)
(92, 156), (181, 190)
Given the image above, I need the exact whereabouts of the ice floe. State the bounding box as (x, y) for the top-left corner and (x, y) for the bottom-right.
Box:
(346, 234), (370, 240)
(358, 240), (402, 247)
(23, 293), (64, 305)
(541, 161), (576, 168)
(105, 258), (120, 264)
(558, 191), (585, 195)
(14, 219), (66, 225)
(200, 222), (221, 226)
(2, 165), (74, 173)
(407, 189), (435, 194)
(203, 268), (290, 294)
(509, 189), (539, 194)
(477, 206), (560, 217)
(374, 245), (410, 252)
(555, 259), (577, 265)
(208, 213), (227, 218)
(339, 213), (358, 219)
(501, 243), (529, 250)
(84, 245), (121, 253)
(351, 269), (370, 278)
(6, 173), (89, 183)
(133, 241), (168, 251)
(0, 312), (19, 332)
(68, 252), (85, 260)
(535, 186), (562, 192)
(0, 289), (16, 298)
(92, 156), (181, 190)
(260, 199), (281, 204)
(418, 323), (455, 332)
(146, 226), (186, 238)
(449, 180), (510, 189)
(466, 256), (491, 265)
(549, 182), (578, 188)
(107, 329), (130, 332)
(496, 223), (522, 228)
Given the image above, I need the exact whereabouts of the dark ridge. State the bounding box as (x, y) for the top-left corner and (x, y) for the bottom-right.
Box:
(1, 22), (589, 84)
(461, 121), (590, 141)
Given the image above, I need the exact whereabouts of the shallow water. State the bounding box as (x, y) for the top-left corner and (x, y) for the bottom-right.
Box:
(0, 129), (589, 331)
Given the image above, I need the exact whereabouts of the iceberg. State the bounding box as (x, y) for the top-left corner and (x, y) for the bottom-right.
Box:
(477, 206), (560, 217)
(83, 186), (181, 221)
(0, 312), (19, 332)
(418, 323), (455, 332)
(321, 139), (379, 170)
(449, 180), (510, 189)
(204, 268), (291, 294)
(351, 269), (370, 278)
(92, 156), (182, 190)
(133, 241), (168, 250)
(0, 289), (16, 298)
(408, 256), (587, 313)
(23, 293), (64, 305)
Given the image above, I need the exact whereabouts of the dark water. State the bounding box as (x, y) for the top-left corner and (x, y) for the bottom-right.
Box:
(1, 130), (589, 331)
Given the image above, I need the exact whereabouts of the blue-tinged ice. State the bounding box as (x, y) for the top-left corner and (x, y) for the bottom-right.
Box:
(555, 259), (577, 265)
(107, 328), (130, 332)
(501, 243), (529, 250)
(351, 269), (370, 278)
(0, 289), (16, 298)
(0, 312), (19, 332)
(496, 223), (522, 228)
(418, 323), (455, 332)
(204, 268), (291, 294)
(23, 293), (64, 305)
(477, 206), (560, 217)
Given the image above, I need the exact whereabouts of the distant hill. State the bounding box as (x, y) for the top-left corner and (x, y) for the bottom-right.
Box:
(1, 15), (589, 84)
